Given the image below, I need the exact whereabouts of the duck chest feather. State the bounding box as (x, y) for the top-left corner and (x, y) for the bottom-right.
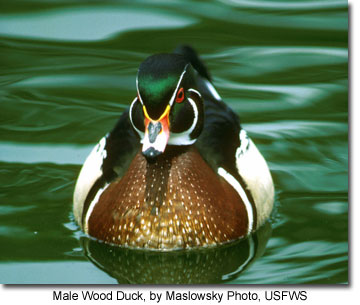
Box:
(86, 147), (249, 250)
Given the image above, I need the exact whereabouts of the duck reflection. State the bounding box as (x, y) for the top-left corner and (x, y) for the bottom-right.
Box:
(81, 222), (271, 284)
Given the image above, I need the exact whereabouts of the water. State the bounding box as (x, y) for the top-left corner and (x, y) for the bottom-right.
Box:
(0, 0), (348, 284)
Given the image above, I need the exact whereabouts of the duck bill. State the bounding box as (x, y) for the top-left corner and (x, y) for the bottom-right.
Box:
(142, 105), (170, 160)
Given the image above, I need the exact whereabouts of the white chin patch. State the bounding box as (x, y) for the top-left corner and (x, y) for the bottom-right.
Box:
(142, 130), (168, 154)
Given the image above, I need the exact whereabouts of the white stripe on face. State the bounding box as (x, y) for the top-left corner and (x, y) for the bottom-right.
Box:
(135, 77), (144, 105)
(129, 97), (145, 139)
(168, 95), (198, 146)
(169, 64), (189, 107)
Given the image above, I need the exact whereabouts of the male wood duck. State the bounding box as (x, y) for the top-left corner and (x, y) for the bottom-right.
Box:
(73, 45), (274, 250)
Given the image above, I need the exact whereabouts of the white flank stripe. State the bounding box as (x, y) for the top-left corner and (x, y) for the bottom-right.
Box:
(217, 167), (254, 235)
(84, 183), (109, 234)
(73, 136), (107, 228)
(235, 130), (275, 228)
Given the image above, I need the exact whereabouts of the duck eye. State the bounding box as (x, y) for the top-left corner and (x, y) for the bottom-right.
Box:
(175, 87), (185, 103)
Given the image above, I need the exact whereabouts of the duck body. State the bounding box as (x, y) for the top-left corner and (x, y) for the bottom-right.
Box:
(73, 46), (274, 250)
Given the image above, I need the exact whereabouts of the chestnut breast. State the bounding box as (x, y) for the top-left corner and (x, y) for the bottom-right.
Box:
(88, 147), (248, 249)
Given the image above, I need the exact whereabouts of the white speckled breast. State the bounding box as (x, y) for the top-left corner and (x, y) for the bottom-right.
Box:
(87, 147), (249, 250)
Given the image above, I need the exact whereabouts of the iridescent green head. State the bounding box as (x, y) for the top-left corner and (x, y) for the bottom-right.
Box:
(130, 53), (204, 161)
(137, 53), (193, 119)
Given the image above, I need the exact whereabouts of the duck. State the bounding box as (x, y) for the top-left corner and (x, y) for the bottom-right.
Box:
(73, 45), (274, 250)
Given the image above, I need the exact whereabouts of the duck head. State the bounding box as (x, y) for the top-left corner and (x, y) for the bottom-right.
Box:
(129, 53), (204, 161)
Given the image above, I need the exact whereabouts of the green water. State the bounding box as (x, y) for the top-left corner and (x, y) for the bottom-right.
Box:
(0, 0), (348, 284)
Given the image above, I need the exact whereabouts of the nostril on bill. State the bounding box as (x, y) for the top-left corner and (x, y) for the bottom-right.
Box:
(148, 122), (162, 143)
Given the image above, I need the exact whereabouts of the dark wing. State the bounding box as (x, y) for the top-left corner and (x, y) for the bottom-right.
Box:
(102, 109), (140, 182)
(174, 45), (241, 178)
(79, 109), (140, 227)
(196, 95), (241, 179)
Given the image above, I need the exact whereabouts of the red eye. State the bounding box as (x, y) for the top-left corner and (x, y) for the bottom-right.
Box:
(175, 87), (185, 103)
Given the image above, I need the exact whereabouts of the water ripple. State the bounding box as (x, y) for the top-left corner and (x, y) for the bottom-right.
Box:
(245, 120), (347, 139)
(212, 46), (347, 78)
(0, 205), (35, 216)
(219, 0), (347, 10)
(0, 7), (197, 41)
(0, 142), (92, 165)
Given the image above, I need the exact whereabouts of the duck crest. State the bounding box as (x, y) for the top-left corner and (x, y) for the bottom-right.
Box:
(87, 147), (248, 250)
